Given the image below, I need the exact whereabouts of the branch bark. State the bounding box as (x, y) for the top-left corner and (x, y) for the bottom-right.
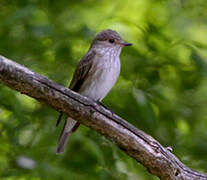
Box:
(0, 55), (206, 180)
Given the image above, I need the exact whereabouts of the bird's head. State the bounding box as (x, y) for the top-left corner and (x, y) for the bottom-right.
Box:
(90, 29), (132, 55)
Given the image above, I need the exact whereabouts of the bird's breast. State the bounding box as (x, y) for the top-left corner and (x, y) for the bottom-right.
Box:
(79, 56), (120, 101)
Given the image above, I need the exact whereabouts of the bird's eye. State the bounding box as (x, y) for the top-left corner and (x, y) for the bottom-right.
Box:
(109, 39), (115, 43)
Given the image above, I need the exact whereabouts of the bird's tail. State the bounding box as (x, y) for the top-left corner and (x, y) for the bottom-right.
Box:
(56, 117), (80, 154)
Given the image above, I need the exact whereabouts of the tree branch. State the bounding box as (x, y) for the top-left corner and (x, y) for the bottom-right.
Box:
(0, 55), (206, 180)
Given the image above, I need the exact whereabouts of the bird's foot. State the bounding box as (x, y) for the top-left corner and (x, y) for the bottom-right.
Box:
(96, 101), (115, 116)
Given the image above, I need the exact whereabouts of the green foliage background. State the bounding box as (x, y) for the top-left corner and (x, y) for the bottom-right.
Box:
(0, 0), (207, 179)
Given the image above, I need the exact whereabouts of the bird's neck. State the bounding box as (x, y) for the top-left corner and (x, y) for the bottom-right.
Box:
(92, 46), (122, 59)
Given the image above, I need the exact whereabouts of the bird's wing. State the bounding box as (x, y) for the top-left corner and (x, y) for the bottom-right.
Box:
(69, 50), (96, 91)
(56, 50), (96, 127)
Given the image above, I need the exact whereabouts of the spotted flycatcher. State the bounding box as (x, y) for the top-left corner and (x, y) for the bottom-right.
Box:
(56, 29), (132, 154)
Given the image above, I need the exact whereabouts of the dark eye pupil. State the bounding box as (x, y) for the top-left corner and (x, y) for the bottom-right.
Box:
(109, 39), (115, 43)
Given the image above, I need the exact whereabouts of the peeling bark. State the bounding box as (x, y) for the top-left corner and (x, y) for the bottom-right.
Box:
(0, 55), (207, 180)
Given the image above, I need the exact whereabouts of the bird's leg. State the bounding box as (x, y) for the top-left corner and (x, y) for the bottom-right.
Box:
(96, 101), (115, 115)
(97, 101), (109, 109)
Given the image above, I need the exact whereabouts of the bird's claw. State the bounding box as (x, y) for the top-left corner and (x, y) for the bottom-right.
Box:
(96, 101), (115, 116)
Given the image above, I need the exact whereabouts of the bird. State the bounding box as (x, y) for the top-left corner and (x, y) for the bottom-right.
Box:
(56, 29), (132, 154)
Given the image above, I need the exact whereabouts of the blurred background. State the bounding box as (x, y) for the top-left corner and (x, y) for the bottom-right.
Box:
(0, 0), (207, 179)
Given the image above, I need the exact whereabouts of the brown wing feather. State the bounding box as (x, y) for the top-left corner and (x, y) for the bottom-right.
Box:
(56, 50), (96, 127)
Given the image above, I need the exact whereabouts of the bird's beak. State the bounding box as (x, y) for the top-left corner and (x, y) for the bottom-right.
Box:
(123, 42), (133, 46)
(119, 41), (133, 47)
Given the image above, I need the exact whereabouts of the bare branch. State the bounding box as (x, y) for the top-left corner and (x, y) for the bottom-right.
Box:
(0, 55), (206, 180)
